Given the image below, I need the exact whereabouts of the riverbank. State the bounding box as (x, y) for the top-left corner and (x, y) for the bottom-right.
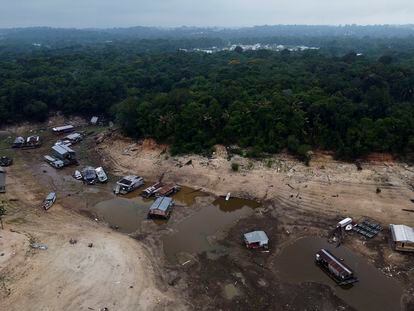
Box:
(98, 133), (414, 226)
(1, 121), (413, 310)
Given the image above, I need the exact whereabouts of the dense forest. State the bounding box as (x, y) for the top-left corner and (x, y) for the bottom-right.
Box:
(0, 28), (414, 160)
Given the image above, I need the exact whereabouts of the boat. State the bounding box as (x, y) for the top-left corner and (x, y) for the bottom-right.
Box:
(114, 175), (144, 195)
(155, 183), (181, 197)
(225, 192), (231, 201)
(43, 192), (56, 210)
(141, 182), (164, 198)
(315, 249), (358, 286)
(82, 166), (97, 185)
(73, 170), (83, 180)
(95, 167), (108, 183)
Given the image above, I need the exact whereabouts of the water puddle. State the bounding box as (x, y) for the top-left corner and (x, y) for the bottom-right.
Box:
(275, 237), (403, 311)
(172, 186), (208, 206)
(163, 197), (260, 264)
(213, 196), (261, 212)
(92, 197), (152, 233)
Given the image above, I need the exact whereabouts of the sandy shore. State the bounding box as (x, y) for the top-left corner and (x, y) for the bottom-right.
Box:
(0, 161), (182, 311)
(98, 134), (414, 226)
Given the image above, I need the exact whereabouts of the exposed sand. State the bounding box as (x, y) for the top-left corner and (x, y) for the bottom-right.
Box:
(0, 164), (182, 311)
(98, 134), (414, 226)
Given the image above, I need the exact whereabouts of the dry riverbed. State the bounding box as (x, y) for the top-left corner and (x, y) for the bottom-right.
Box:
(0, 121), (413, 310)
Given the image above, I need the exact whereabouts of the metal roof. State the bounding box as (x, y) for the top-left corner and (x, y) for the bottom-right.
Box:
(65, 133), (82, 140)
(14, 136), (25, 143)
(244, 231), (269, 245)
(46, 192), (56, 201)
(52, 144), (75, 155)
(53, 125), (74, 131)
(390, 224), (414, 243)
(150, 196), (173, 212)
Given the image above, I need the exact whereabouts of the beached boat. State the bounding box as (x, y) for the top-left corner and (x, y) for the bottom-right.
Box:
(73, 170), (83, 180)
(95, 167), (108, 183)
(43, 192), (56, 210)
(141, 182), (164, 198)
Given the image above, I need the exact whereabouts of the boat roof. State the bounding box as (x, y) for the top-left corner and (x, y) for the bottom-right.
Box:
(53, 125), (74, 131)
(118, 175), (141, 185)
(150, 196), (173, 212)
(52, 144), (75, 155)
(46, 192), (56, 200)
(390, 224), (414, 243)
(244, 231), (269, 244)
(318, 249), (353, 275)
(65, 133), (82, 139)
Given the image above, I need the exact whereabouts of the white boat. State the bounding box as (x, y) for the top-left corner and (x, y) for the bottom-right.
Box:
(43, 192), (56, 210)
(73, 170), (83, 180)
(95, 167), (108, 183)
(114, 175), (144, 195)
(225, 192), (231, 201)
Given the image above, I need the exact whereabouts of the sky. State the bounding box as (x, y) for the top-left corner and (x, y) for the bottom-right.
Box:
(0, 0), (413, 28)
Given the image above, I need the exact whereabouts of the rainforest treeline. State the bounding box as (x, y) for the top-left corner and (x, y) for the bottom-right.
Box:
(1, 39), (414, 159)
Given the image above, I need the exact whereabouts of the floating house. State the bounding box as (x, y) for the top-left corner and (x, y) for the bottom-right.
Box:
(44, 155), (64, 168)
(82, 166), (97, 185)
(64, 133), (83, 144)
(26, 135), (41, 148)
(12, 136), (25, 148)
(156, 184), (181, 197)
(390, 224), (414, 252)
(12, 136), (41, 149)
(315, 249), (358, 285)
(114, 175), (144, 194)
(141, 182), (164, 198)
(52, 144), (77, 163)
(0, 167), (5, 193)
(244, 231), (269, 249)
(52, 125), (75, 134)
(148, 196), (174, 219)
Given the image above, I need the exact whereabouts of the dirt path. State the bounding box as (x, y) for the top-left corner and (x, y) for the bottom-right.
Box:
(98, 135), (414, 226)
(0, 164), (182, 310)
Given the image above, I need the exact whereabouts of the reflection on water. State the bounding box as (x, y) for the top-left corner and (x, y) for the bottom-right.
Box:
(163, 197), (260, 263)
(275, 237), (403, 311)
(213, 196), (261, 212)
(171, 185), (208, 206)
(92, 197), (151, 233)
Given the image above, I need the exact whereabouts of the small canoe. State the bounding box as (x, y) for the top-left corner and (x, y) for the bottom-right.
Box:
(43, 192), (56, 210)
(225, 192), (231, 201)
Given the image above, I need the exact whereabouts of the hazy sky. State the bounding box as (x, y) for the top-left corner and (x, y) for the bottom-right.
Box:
(0, 0), (413, 28)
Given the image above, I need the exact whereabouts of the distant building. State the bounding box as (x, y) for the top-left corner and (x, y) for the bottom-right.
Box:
(0, 167), (5, 193)
(390, 224), (414, 252)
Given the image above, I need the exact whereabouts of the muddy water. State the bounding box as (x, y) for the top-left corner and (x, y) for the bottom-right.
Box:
(172, 186), (208, 206)
(275, 237), (403, 311)
(162, 197), (260, 264)
(91, 195), (152, 233)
